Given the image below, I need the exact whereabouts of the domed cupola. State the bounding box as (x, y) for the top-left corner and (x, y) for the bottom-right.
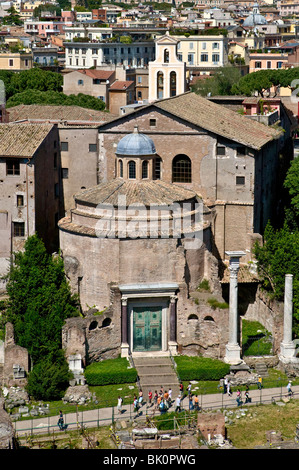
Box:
(116, 125), (156, 157)
(243, 3), (267, 27)
(115, 126), (157, 181)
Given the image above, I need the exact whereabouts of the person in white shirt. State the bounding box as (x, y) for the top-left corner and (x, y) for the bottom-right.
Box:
(175, 395), (181, 412)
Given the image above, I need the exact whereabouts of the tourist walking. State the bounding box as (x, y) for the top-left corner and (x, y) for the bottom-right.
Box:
(227, 381), (232, 397)
(154, 390), (158, 408)
(168, 388), (172, 406)
(175, 395), (181, 412)
(58, 410), (64, 430)
(236, 389), (242, 407)
(224, 377), (228, 394)
(257, 376), (263, 390)
(194, 395), (200, 411)
(117, 396), (123, 414)
(148, 390), (152, 407)
(287, 381), (293, 397)
(245, 389), (251, 404)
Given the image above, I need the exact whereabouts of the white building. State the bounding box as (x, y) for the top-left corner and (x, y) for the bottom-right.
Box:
(64, 41), (155, 69)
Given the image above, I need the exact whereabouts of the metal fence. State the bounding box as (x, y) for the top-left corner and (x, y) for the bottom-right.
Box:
(14, 389), (299, 438)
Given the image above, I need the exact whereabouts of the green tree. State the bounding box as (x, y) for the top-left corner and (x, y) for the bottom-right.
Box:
(284, 157), (299, 221)
(6, 89), (106, 111)
(192, 66), (242, 97)
(26, 351), (72, 400)
(2, 6), (22, 25)
(5, 235), (79, 365)
(254, 222), (299, 336)
(0, 68), (63, 100)
(231, 67), (299, 97)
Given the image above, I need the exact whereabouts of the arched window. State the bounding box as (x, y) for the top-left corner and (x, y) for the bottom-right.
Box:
(170, 71), (176, 97)
(188, 314), (199, 321)
(164, 48), (169, 63)
(119, 159), (123, 178)
(172, 155), (192, 183)
(102, 318), (111, 328)
(128, 160), (136, 179)
(157, 71), (164, 99)
(154, 156), (162, 180)
(142, 160), (148, 179)
(89, 321), (98, 331)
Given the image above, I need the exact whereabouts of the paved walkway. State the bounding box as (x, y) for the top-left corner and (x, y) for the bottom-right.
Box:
(14, 385), (299, 437)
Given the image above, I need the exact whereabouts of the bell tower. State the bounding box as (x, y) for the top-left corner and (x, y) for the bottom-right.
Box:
(148, 32), (187, 102)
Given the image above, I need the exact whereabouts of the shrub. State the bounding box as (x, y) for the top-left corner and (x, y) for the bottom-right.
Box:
(207, 298), (229, 310)
(84, 358), (137, 386)
(197, 279), (210, 292)
(26, 352), (72, 400)
(174, 356), (230, 381)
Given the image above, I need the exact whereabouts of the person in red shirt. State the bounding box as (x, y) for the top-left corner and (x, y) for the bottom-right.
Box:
(148, 390), (153, 407)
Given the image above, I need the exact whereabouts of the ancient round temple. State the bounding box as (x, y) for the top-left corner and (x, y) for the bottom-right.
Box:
(59, 127), (224, 360)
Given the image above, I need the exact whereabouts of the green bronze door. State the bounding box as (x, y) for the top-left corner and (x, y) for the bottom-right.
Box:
(133, 306), (162, 352)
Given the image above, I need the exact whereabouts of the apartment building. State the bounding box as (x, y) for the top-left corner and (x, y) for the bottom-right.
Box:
(0, 51), (33, 71)
(64, 41), (155, 69)
(174, 34), (229, 72)
(249, 52), (288, 72)
(64, 26), (113, 42)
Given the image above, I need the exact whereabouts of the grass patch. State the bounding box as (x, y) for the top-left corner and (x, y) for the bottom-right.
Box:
(242, 319), (273, 356)
(227, 401), (299, 449)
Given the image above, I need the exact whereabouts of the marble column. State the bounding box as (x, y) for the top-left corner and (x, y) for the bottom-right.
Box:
(224, 251), (245, 365)
(280, 274), (296, 361)
(168, 295), (178, 355)
(120, 297), (129, 358)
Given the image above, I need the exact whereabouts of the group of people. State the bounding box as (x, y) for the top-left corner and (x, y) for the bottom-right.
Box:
(129, 383), (202, 416)
(223, 377), (252, 406)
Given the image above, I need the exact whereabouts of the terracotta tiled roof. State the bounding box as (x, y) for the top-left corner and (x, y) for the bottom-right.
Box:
(74, 178), (199, 206)
(7, 105), (116, 124)
(154, 92), (282, 150)
(0, 123), (54, 158)
(109, 80), (134, 91)
(78, 69), (115, 80)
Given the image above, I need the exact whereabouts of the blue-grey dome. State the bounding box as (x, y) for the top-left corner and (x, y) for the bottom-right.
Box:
(116, 126), (156, 156)
(243, 4), (267, 26)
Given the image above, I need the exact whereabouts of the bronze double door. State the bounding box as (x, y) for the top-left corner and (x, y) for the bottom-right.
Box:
(132, 306), (162, 352)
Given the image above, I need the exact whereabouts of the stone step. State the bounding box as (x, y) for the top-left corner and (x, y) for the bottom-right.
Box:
(136, 365), (175, 375)
(255, 362), (268, 377)
(133, 356), (180, 400)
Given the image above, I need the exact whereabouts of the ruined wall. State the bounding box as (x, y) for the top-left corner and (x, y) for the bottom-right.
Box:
(3, 323), (29, 387)
(243, 285), (284, 355)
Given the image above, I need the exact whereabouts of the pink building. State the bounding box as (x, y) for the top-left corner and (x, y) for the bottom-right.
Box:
(24, 20), (66, 39)
(242, 97), (281, 116)
(249, 52), (288, 73)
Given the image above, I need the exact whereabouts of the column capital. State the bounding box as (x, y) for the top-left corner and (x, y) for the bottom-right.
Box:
(170, 295), (178, 303)
(121, 297), (128, 306)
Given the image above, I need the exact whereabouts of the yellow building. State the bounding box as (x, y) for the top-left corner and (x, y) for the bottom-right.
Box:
(0, 52), (33, 71)
(173, 34), (229, 72)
